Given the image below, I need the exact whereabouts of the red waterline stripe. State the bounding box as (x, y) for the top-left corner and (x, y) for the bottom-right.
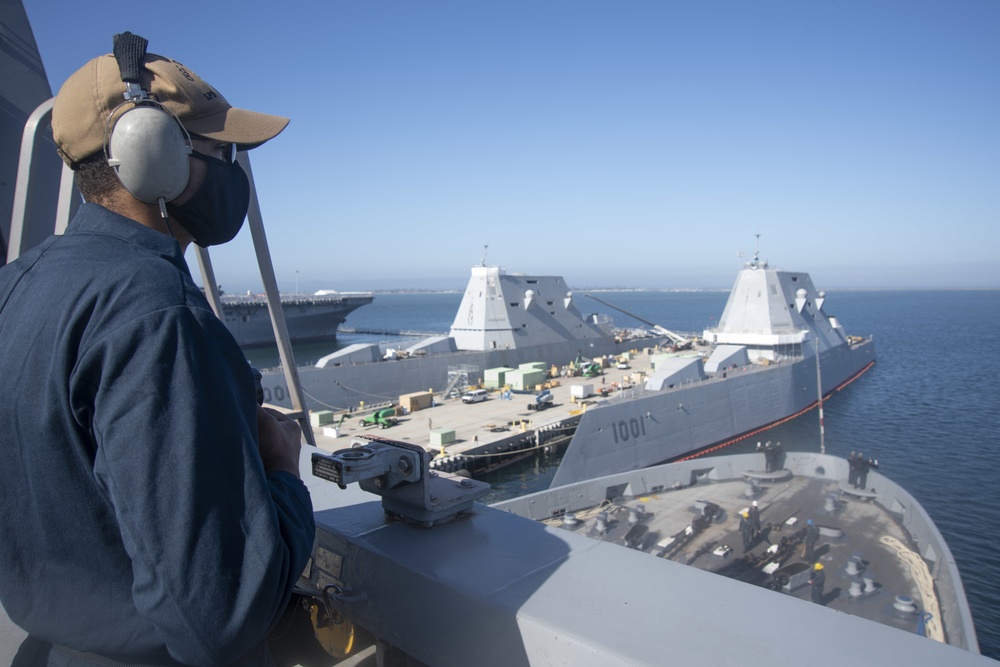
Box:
(675, 359), (877, 462)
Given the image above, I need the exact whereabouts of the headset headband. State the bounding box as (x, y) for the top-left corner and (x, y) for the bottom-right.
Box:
(113, 31), (152, 103)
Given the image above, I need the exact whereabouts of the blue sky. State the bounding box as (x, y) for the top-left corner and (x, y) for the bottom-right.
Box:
(25, 1), (999, 291)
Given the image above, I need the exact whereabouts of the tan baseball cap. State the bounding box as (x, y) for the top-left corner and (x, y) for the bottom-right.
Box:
(52, 52), (289, 168)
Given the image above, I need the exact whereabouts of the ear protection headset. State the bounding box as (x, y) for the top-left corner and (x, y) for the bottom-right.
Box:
(104, 32), (192, 205)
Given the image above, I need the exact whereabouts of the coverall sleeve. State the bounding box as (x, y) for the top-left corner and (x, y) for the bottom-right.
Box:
(80, 306), (315, 665)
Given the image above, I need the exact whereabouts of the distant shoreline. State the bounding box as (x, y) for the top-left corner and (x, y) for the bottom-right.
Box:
(365, 287), (731, 294)
(359, 286), (998, 295)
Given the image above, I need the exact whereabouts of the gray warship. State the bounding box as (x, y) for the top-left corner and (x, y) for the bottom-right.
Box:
(3, 6), (994, 663)
(220, 290), (373, 348)
(256, 263), (672, 409)
(550, 253), (876, 486)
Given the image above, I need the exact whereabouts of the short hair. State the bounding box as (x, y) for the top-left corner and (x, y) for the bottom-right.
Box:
(74, 154), (123, 203)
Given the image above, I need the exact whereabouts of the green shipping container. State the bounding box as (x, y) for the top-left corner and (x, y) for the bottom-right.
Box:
(505, 369), (546, 391)
(429, 428), (456, 447)
(484, 366), (516, 389)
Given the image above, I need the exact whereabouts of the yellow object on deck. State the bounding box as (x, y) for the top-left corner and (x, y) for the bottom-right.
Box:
(307, 598), (355, 658)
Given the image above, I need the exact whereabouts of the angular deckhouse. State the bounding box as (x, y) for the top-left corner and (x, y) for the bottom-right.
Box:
(704, 261), (848, 362)
(450, 266), (611, 351)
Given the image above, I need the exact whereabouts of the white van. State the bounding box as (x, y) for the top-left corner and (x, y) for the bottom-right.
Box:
(461, 389), (488, 404)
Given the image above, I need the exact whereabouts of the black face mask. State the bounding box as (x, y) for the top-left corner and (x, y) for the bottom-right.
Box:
(166, 152), (250, 247)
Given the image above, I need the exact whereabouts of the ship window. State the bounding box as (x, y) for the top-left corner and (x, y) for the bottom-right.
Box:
(791, 276), (798, 282)
(547, 301), (554, 306)
(527, 280), (538, 284)
(550, 311), (555, 315)
(510, 302), (519, 307)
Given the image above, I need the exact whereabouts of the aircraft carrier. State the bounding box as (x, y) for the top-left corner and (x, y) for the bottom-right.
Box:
(220, 290), (373, 348)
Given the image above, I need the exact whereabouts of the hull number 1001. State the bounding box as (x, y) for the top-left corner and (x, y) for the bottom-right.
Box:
(611, 417), (646, 444)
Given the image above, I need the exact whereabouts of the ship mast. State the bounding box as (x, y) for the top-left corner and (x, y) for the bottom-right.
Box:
(816, 337), (826, 454)
(745, 233), (763, 270)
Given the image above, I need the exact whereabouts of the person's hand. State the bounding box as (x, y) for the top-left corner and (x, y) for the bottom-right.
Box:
(256, 406), (302, 478)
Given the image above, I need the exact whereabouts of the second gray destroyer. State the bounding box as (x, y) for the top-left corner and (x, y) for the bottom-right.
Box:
(257, 264), (671, 408)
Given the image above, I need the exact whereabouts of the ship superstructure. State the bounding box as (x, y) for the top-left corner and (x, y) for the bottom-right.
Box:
(449, 265), (612, 350)
(704, 255), (848, 361)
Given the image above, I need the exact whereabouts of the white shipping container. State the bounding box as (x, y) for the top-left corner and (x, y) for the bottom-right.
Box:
(570, 384), (594, 399)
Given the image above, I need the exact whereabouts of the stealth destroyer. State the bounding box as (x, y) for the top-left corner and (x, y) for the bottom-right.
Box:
(551, 253), (876, 486)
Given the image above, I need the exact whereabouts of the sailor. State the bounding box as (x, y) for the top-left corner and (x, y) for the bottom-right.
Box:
(748, 500), (762, 539)
(764, 441), (774, 472)
(858, 453), (878, 490)
(801, 519), (820, 561)
(0, 34), (314, 664)
(855, 451), (866, 488)
(809, 562), (826, 604)
(773, 441), (784, 471)
(848, 451), (858, 487)
(739, 511), (753, 552)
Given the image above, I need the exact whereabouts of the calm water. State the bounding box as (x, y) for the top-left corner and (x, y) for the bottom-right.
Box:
(257, 289), (1000, 658)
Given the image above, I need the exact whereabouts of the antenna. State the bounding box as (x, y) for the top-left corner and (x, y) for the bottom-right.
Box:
(481, 244), (488, 267)
(753, 233), (761, 265)
(816, 336), (825, 454)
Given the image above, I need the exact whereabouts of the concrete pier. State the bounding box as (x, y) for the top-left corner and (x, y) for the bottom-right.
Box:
(304, 345), (671, 475)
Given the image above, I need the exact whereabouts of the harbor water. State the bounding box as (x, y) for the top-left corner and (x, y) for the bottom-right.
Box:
(248, 289), (1000, 658)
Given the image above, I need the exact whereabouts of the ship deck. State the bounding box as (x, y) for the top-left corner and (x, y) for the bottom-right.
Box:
(510, 463), (957, 645)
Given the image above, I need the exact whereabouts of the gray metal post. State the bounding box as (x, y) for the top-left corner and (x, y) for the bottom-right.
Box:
(8, 98), (55, 262)
(194, 246), (225, 319)
(235, 151), (315, 446)
(816, 337), (825, 455)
